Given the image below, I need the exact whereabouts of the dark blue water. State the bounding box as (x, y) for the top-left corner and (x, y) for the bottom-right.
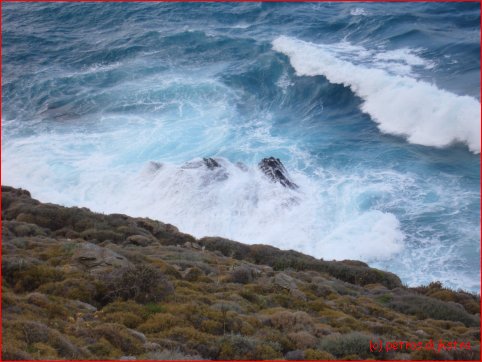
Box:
(2, 2), (480, 291)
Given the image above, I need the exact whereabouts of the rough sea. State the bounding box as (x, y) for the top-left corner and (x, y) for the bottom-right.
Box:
(2, 2), (480, 291)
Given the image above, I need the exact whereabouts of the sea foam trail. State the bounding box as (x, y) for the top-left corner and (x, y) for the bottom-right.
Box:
(273, 36), (481, 154)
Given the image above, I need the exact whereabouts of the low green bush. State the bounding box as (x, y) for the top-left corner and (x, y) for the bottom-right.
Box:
(389, 294), (479, 327)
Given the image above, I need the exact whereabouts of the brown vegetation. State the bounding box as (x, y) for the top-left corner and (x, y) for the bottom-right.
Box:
(1, 186), (480, 360)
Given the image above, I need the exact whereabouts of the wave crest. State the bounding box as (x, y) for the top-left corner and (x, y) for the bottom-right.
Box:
(273, 36), (481, 153)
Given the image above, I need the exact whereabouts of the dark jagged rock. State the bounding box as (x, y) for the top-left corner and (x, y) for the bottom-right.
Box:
(183, 157), (221, 170)
(258, 157), (298, 189)
(203, 157), (221, 170)
(180, 158), (228, 184)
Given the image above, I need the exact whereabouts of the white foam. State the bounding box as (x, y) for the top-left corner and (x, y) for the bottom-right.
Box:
(1, 125), (406, 264)
(319, 211), (404, 261)
(273, 36), (481, 153)
(375, 48), (435, 69)
(350, 8), (368, 16)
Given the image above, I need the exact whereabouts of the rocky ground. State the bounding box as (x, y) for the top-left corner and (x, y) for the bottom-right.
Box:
(1, 185), (480, 360)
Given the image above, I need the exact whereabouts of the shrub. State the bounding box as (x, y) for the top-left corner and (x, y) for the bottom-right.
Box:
(38, 277), (97, 304)
(410, 349), (448, 360)
(254, 327), (294, 354)
(87, 337), (121, 358)
(229, 266), (256, 284)
(184, 267), (205, 282)
(198, 237), (251, 259)
(412, 282), (480, 315)
(253, 344), (281, 360)
(11, 265), (65, 292)
(138, 313), (182, 333)
(144, 302), (166, 316)
(81, 228), (123, 242)
(287, 331), (318, 349)
(200, 319), (224, 335)
(389, 294), (479, 327)
(28, 342), (58, 359)
(304, 349), (335, 360)
(320, 332), (374, 359)
(239, 289), (266, 308)
(102, 300), (146, 316)
(93, 323), (143, 355)
(101, 264), (174, 304)
(163, 327), (217, 359)
(8, 221), (47, 238)
(102, 311), (144, 329)
(20, 321), (84, 358)
(218, 334), (281, 360)
(143, 349), (204, 360)
(269, 310), (314, 332)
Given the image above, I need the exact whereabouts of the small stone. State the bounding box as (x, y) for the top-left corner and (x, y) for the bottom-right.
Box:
(143, 342), (160, 352)
(127, 328), (147, 343)
(69, 300), (97, 313)
(274, 272), (297, 290)
(290, 288), (307, 301)
(71, 242), (131, 275)
(125, 235), (151, 247)
(285, 350), (305, 360)
(416, 329), (429, 337)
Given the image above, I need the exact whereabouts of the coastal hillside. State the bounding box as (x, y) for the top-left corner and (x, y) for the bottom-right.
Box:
(1, 186), (480, 360)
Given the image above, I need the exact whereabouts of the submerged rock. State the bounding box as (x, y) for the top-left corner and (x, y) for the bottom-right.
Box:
(181, 157), (229, 185)
(258, 157), (298, 189)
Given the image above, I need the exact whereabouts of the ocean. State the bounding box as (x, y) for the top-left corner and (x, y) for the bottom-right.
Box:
(2, 2), (480, 291)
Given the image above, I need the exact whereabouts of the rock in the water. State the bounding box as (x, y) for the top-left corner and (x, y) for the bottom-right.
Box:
(203, 157), (221, 170)
(182, 157), (221, 170)
(258, 157), (298, 189)
(146, 161), (163, 174)
(181, 157), (229, 185)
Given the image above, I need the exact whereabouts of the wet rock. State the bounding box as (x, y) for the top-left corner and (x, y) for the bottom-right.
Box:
(147, 161), (163, 173)
(182, 157), (221, 170)
(181, 157), (229, 185)
(203, 157), (221, 170)
(258, 157), (298, 189)
(235, 161), (248, 171)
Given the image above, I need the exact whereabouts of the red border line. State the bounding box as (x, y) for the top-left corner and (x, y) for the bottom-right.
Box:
(0, 1), (480, 362)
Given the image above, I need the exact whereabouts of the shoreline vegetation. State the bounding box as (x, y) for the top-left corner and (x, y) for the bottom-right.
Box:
(1, 185), (480, 360)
